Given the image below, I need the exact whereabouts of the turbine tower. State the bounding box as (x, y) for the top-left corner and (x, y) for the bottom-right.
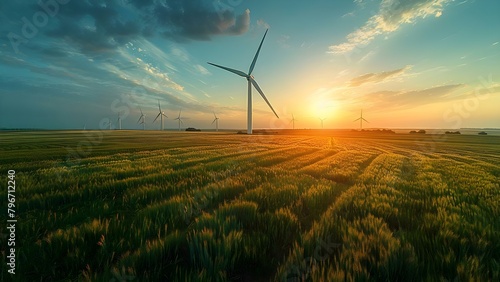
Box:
(137, 107), (146, 130)
(290, 114), (297, 130)
(175, 110), (184, 131)
(208, 29), (279, 135)
(212, 112), (220, 132)
(154, 100), (167, 131)
(117, 114), (122, 130)
(319, 117), (326, 129)
(354, 109), (369, 130)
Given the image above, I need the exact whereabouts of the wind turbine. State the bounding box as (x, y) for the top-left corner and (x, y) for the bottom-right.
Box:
(137, 107), (146, 130)
(212, 112), (220, 132)
(290, 114), (297, 130)
(354, 109), (369, 130)
(207, 29), (279, 135)
(174, 110), (184, 131)
(153, 100), (167, 131)
(117, 114), (122, 130)
(106, 118), (113, 130)
(319, 117), (326, 129)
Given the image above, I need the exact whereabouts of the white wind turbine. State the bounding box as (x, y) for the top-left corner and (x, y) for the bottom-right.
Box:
(354, 109), (369, 130)
(212, 112), (220, 132)
(174, 110), (184, 131)
(153, 100), (167, 131)
(319, 117), (326, 129)
(208, 29), (279, 135)
(137, 107), (146, 130)
(117, 114), (122, 130)
(290, 114), (297, 130)
(106, 118), (113, 130)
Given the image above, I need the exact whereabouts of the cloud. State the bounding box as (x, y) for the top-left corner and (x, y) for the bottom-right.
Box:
(368, 83), (466, 109)
(329, 0), (453, 54)
(195, 65), (210, 75)
(257, 19), (271, 29)
(154, 4), (250, 40)
(2, 1), (251, 56)
(277, 35), (291, 49)
(349, 66), (411, 87)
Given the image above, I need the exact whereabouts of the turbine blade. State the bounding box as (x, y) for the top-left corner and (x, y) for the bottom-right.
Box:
(250, 78), (279, 119)
(362, 118), (369, 123)
(354, 118), (361, 122)
(137, 116), (142, 124)
(249, 29), (268, 75)
(153, 113), (161, 122)
(158, 100), (161, 112)
(212, 119), (216, 124)
(207, 62), (247, 77)
(140, 107), (143, 115)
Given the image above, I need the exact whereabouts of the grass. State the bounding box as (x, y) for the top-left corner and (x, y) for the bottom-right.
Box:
(1, 130), (499, 281)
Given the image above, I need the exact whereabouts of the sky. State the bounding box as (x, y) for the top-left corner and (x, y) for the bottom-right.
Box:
(0, 0), (499, 130)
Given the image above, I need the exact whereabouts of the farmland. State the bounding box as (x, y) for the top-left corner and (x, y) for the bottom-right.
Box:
(1, 131), (499, 281)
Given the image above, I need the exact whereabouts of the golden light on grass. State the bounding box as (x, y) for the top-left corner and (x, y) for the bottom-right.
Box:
(2, 131), (499, 280)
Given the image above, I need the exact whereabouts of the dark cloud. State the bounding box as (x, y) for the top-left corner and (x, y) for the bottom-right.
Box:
(3, 0), (250, 56)
(154, 3), (249, 40)
(349, 66), (411, 87)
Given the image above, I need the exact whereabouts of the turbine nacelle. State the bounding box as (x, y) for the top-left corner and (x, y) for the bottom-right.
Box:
(207, 29), (279, 134)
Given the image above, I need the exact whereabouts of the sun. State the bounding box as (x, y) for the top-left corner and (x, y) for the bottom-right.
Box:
(309, 92), (339, 119)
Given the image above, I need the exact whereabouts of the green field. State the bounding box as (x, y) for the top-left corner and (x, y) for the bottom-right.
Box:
(1, 131), (499, 281)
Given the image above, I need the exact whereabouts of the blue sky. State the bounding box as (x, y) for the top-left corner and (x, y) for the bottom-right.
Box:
(1, 0), (499, 130)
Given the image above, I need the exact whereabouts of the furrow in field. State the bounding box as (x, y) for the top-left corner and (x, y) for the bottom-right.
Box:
(299, 150), (377, 184)
(19, 145), (292, 213)
(276, 148), (341, 171)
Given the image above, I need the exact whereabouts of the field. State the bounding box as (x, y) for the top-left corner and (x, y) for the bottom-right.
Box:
(1, 130), (499, 281)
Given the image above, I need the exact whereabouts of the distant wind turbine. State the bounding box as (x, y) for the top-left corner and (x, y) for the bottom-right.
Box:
(153, 100), (167, 131)
(207, 29), (279, 135)
(137, 107), (146, 130)
(212, 112), (220, 132)
(319, 117), (326, 129)
(117, 114), (122, 130)
(290, 114), (297, 130)
(175, 110), (184, 131)
(354, 109), (369, 130)
(106, 118), (113, 130)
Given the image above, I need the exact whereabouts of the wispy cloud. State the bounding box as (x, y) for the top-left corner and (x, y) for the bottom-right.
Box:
(366, 83), (466, 110)
(257, 19), (271, 29)
(329, 0), (453, 54)
(349, 66), (412, 87)
(195, 65), (210, 75)
(277, 35), (291, 49)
